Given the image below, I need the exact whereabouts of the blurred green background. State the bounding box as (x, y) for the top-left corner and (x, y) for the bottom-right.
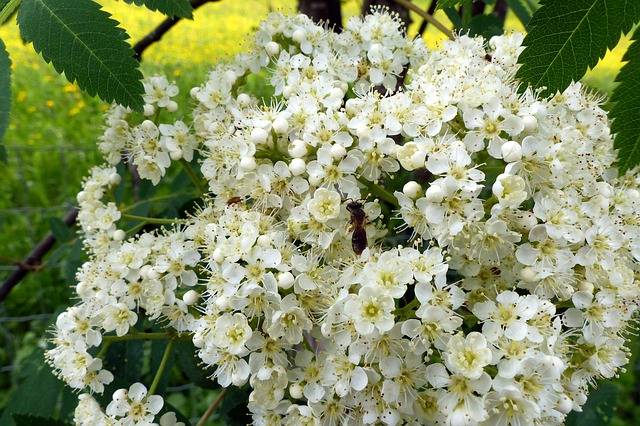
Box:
(0, 0), (634, 424)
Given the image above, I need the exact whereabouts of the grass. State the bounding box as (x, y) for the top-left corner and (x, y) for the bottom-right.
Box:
(0, 0), (633, 423)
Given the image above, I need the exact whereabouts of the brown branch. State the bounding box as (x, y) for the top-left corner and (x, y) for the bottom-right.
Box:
(196, 389), (228, 426)
(417, 0), (436, 36)
(0, 208), (78, 302)
(133, 0), (219, 60)
(0, 0), (220, 303)
(391, 0), (454, 39)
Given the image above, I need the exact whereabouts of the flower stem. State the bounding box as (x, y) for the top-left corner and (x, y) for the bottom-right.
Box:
(358, 178), (399, 207)
(180, 159), (206, 194)
(196, 388), (229, 426)
(101, 331), (190, 342)
(149, 339), (174, 395)
(121, 214), (180, 225)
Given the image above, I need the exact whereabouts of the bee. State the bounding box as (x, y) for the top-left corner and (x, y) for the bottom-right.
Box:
(227, 196), (242, 205)
(346, 200), (368, 255)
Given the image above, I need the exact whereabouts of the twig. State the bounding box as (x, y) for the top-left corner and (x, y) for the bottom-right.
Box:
(416, 0), (437, 36)
(133, 0), (219, 60)
(121, 213), (181, 225)
(391, 0), (454, 40)
(0, 208), (77, 302)
(196, 389), (229, 426)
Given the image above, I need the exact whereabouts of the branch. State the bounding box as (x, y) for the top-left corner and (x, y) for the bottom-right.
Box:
(0, 207), (78, 302)
(391, 0), (454, 40)
(133, 0), (220, 60)
(196, 389), (229, 426)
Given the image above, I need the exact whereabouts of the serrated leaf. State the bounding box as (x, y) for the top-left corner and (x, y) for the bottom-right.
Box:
(436, 0), (461, 10)
(18, 0), (144, 110)
(566, 382), (617, 426)
(611, 29), (640, 172)
(0, 350), (67, 425)
(467, 14), (503, 39)
(124, 0), (193, 18)
(12, 414), (71, 426)
(0, 38), (9, 161)
(516, 0), (640, 95)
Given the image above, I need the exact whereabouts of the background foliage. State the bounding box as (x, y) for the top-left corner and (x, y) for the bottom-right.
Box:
(0, 0), (637, 425)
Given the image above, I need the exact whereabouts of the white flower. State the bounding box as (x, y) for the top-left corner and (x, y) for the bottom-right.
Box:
(443, 332), (493, 379)
(307, 188), (341, 223)
(344, 286), (395, 336)
(213, 313), (253, 354)
(106, 383), (164, 425)
(492, 173), (528, 208)
(268, 294), (312, 344)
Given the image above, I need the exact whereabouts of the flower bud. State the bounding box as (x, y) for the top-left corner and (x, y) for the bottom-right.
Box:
(250, 128), (269, 144)
(278, 271), (295, 289)
(501, 141), (522, 162)
(112, 229), (126, 242)
(265, 41), (280, 56)
(522, 115), (538, 132)
(166, 101), (178, 112)
(289, 139), (308, 158)
(237, 93), (251, 106)
(292, 29), (306, 43)
(143, 104), (155, 116)
(402, 181), (421, 199)
(289, 158), (306, 176)
(183, 290), (200, 306)
(272, 117), (289, 134)
(240, 156), (257, 171)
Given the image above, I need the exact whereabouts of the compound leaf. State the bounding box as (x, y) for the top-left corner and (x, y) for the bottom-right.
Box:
(124, 0), (193, 19)
(516, 0), (640, 95)
(18, 0), (144, 110)
(610, 29), (640, 172)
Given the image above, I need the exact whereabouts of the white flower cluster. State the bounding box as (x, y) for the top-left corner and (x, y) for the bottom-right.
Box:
(49, 9), (640, 426)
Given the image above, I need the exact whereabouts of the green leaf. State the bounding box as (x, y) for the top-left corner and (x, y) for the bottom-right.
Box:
(516, 0), (640, 95)
(175, 341), (218, 389)
(611, 29), (640, 172)
(0, 350), (68, 425)
(467, 14), (503, 39)
(12, 414), (71, 426)
(124, 0), (193, 18)
(436, 0), (461, 10)
(0, 37), (9, 161)
(0, 0), (21, 24)
(566, 382), (617, 426)
(17, 0), (144, 110)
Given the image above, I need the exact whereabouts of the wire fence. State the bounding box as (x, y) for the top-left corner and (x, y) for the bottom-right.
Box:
(1, 143), (99, 277)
